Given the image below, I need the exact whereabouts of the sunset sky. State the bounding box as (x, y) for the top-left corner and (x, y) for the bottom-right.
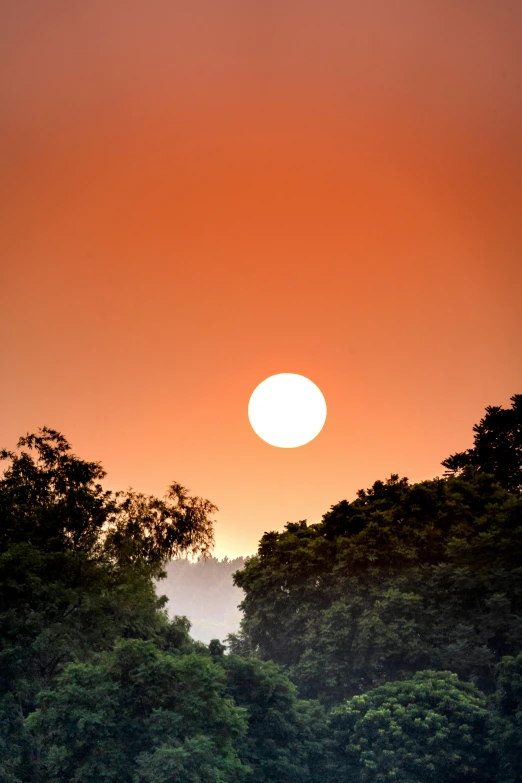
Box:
(2, 1), (521, 558)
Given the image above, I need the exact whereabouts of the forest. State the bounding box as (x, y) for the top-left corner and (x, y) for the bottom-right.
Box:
(1, 395), (521, 782)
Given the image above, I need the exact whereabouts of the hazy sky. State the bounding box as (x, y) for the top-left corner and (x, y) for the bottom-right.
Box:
(2, 1), (521, 557)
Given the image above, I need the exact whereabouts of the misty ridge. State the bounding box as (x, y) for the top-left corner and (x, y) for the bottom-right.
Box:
(156, 555), (248, 644)
(1, 394), (522, 782)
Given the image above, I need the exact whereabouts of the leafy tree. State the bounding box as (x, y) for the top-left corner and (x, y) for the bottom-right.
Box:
(442, 394), (522, 491)
(491, 653), (522, 783)
(28, 638), (247, 783)
(233, 469), (522, 703)
(223, 655), (328, 783)
(0, 692), (29, 783)
(327, 670), (496, 783)
(0, 428), (217, 781)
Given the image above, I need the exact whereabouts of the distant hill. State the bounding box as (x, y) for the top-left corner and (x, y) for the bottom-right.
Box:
(155, 556), (247, 644)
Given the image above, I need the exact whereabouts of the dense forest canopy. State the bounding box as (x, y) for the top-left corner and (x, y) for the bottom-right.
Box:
(1, 395), (521, 782)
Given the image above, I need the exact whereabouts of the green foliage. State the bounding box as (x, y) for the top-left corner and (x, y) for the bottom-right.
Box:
(327, 671), (496, 783)
(28, 638), (247, 783)
(223, 655), (328, 783)
(442, 394), (522, 491)
(0, 692), (29, 783)
(3, 403), (522, 783)
(233, 469), (522, 704)
(491, 653), (522, 783)
(0, 428), (217, 781)
(0, 428), (331, 783)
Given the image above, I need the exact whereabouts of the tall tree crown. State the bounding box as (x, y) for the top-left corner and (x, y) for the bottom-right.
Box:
(442, 394), (522, 492)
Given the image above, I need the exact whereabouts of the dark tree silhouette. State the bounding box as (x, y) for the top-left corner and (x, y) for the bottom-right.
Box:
(442, 394), (522, 492)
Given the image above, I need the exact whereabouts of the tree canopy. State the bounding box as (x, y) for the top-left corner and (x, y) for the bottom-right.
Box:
(222, 654), (328, 783)
(491, 652), (522, 783)
(0, 428), (217, 781)
(28, 638), (246, 783)
(2, 399), (522, 782)
(327, 670), (496, 783)
(442, 394), (522, 491)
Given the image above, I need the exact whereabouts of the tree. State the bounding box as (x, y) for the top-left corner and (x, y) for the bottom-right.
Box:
(28, 638), (247, 783)
(223, 655), (328, 783)
(442, 394), (522, 491)
(233, 469), (522, 703)
(0, 428), (217, 781)
(327, 671), (496, 783)
(491, 653), (522, 783)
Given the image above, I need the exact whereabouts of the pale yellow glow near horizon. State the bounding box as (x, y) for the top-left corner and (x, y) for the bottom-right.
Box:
(248, 373), (327, 448)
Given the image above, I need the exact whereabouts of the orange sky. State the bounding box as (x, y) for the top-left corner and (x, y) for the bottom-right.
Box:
(2, 1), (522, 557)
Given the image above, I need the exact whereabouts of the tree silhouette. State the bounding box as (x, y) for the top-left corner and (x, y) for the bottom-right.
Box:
(442, 394), (522, 491)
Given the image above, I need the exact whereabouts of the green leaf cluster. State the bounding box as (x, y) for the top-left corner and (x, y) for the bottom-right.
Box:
(327, 671), (495, 783)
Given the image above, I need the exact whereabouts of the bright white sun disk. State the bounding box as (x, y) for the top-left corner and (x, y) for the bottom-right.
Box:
(248, 373), (327, 448)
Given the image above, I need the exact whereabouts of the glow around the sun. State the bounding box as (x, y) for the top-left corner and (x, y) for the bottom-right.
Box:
(248, 373), (327, 448)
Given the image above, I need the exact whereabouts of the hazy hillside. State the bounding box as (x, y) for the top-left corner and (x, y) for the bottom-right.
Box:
(156, 556), (247, 644)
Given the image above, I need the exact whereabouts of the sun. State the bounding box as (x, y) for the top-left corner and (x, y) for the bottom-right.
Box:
(248, 373), (327, 448)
